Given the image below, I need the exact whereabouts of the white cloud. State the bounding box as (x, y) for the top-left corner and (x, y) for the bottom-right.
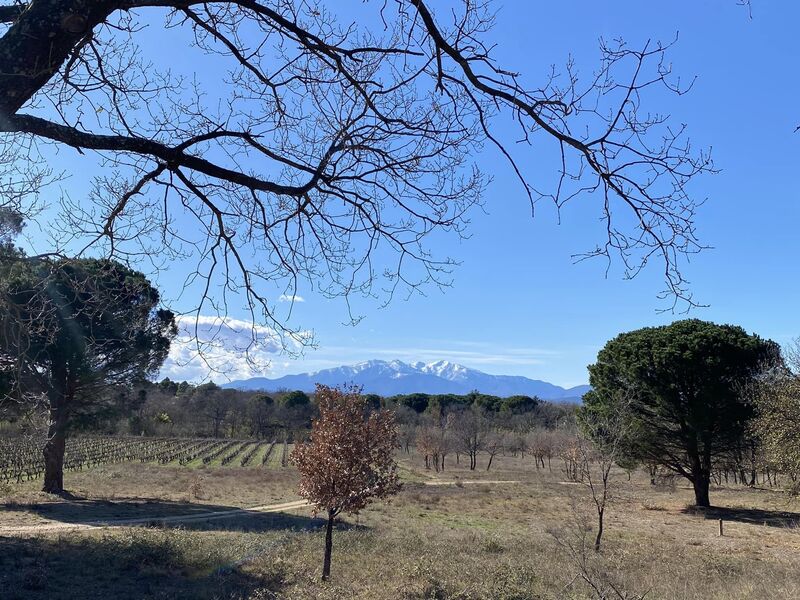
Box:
(316, 343), (555, 369)
(278, 294), (305, 303)
(159, 315), (289, 383)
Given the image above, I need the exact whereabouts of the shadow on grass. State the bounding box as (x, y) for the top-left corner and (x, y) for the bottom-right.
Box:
(682, 505), (800, 528)
(0, 533), (281, 600)
(2, 497), (326, 533)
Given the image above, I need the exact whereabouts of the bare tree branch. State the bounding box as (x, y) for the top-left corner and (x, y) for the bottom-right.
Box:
(0, 0), (713, 368)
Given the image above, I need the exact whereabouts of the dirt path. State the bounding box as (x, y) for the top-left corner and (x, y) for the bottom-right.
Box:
(0, 499), (310, 536)
(1, 480), (524, 536)
(422, 479), (520, 486)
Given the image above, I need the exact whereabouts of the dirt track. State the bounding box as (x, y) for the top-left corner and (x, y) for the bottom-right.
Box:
(422, 479), (520, 486)
(0, 480), (523, 536)
(0, 499), (310, 536)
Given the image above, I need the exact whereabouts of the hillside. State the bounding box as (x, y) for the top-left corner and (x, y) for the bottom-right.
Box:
(222, 360), (589, 401)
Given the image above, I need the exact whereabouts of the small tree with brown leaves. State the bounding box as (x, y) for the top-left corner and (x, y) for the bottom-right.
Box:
(291, 385), (401, 581)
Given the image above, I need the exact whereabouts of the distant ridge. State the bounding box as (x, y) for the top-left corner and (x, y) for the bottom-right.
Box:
(222, 359), (589, 402)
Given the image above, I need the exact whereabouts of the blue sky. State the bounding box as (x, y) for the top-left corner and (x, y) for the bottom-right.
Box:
(22, 1), (800, 387)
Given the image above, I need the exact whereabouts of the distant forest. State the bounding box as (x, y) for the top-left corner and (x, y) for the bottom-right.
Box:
(2, 378), (577, 442)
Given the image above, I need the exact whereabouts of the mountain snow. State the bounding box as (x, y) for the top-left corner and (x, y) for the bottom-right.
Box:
(222, 359), (589, 401)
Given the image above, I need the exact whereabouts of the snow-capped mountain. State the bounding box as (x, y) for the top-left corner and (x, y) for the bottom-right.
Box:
(222, 360), (589, 402)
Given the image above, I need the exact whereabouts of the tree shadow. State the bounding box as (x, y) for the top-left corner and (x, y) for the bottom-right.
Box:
(2, 497), (326, 533)
(0, 534), (277, 600)
(682, 505), (800, 528)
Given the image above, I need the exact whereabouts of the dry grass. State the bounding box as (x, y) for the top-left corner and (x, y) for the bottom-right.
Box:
(1, 461), (299, 508)
(1, 451), (799, 599)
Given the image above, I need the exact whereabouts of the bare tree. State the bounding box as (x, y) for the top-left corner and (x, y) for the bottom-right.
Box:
(528, 428), (557, 472)
(437, 423), (453, 472)
(0, 0), (712, 362)
(577, 393), (634, 552)
(450, 406), (488, 471)
(483, 429), (503, 471)
(752, 339), (800, 485)
(397, 422), (416, 455)
(550, 507), (646, 600)
(415, 425), (439, 471)
(557, 431), (583, 483)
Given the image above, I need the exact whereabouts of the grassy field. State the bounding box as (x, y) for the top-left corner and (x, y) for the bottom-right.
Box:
(1, 450), (799, 599)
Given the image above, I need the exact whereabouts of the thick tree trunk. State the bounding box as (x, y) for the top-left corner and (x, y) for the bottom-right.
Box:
(42, 367), (72, 495)
(322, 509), (335, 581)
(692, 474), (710, 507)
(43, 405), (68, 494)
(486, 454), (494, 471)
(0, 0), (120, 115)
(691, 451), (712, 507)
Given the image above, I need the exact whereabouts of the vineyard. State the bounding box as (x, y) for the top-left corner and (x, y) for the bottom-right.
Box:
(0, 436), (289, 484)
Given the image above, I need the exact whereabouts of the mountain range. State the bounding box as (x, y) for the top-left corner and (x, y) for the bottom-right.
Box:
(222, 360), (590, 402)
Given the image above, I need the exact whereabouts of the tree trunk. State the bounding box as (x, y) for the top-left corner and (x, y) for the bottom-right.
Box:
(42, 369), (72, 495)
(691, 451), (712, 507)
(693, 474), (710, 507)
(692, 446), (713, 507)
(322, 509), (335, 581)
(43, 404), (68, 494)
(486, 454), (494, 471)
(594, 507), (604, 552)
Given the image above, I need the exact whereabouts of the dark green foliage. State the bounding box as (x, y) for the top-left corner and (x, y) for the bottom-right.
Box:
(0, 257), (176, 492)
(280, 390), (311, 409)
(425, 393), (470, 415)
(1, 258), (176, 398)
(500, 395), (540, 414)
(392, 392), (431, 413)
(583, 319), (780, 507)
(468, 391), (503, 413)
(388, 391), (543, 416)
(253, 393), (274, 406)
(0, 207), (23, 245)
(158, 378), (179, 396)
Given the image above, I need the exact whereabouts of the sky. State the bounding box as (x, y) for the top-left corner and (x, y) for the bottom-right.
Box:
(19, 1), (800, 387)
